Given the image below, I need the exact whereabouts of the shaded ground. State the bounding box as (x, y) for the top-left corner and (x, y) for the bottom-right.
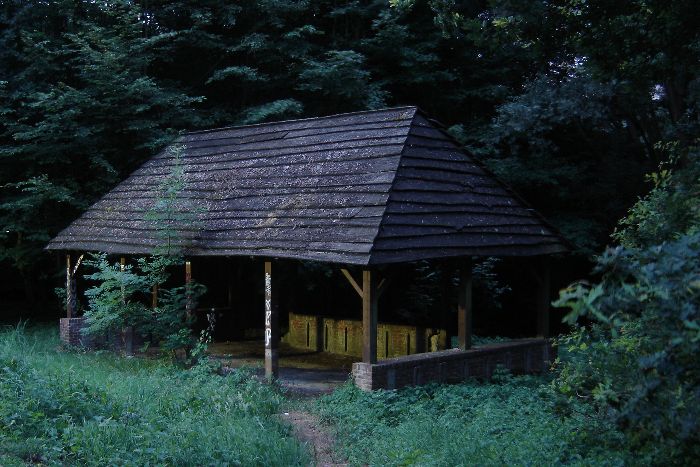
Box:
(282, 410), (348, 467)
(211, 340), (352, 395)
(210, 341), (350, 463)
(209, 340), (357, 370)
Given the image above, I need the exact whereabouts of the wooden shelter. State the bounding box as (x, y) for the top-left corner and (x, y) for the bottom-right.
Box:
(48, 106), (568, 384)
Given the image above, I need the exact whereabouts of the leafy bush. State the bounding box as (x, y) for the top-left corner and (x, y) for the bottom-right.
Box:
(554, 144), (700, 463)
(0, 325), (309, 466)
(81, 143), (209, 361)
(316, 374), (632, 466)
(82, 253), (207, 361)
(555, 233), (700, 462)
(613, 142), (700, 249)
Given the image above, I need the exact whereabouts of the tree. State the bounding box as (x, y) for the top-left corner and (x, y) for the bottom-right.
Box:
(0, 0), (202, 305)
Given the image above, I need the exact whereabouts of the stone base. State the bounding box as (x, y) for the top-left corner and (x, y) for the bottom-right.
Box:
(352, 338), (555, 391)
(59, 317), (93, 348)
(59, 318), (144, 353)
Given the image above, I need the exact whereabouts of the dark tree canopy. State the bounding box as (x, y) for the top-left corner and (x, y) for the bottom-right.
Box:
(1, 0), (698, 306)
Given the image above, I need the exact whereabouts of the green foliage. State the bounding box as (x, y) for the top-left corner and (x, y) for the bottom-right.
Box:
(316, 375), (632, 466)
(239, 99), (304, 125)
(554, 146), (700, 463)
(613, 142), (700, 249)
(82, 253), (150, 335)
(143, 143), (203, 256)
(0, 325), (309, 465)
(0, 1), (203, 293)
(82, 252), (207, 360)
(81, 139), (207, 360)
(554, 233), (700, 462)
(298, 50), (387, 111)
(6, 0), (696, 305)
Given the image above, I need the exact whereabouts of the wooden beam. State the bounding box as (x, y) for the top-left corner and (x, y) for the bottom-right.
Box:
(536, 257), (551, 338)
(185, 259), (193, 317)
(362, 269), (378, 364)
(377, 275), (392, 299)
(457, 259), (473, 350)
(152, 285), (158, 309)
(66, 254), (74, 319)
(120, 257), (126, 304)
(340, 268), (363, 297)
(264, 260), (279, 379)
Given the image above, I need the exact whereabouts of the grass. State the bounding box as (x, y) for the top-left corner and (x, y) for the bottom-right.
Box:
(1, 324), (639, 466)
(315, 370), (635, 466)
(0, 324), (310, 466)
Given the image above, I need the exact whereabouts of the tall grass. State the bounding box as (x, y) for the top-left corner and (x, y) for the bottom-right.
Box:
(316, 371), (635, 466)
(0, 324), (309, 466)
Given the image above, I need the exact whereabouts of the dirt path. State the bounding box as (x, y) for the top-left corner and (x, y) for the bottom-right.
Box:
(282, 409), (347, 467)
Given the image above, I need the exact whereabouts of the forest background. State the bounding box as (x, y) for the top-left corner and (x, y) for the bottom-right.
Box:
(0, 0), (698, 317)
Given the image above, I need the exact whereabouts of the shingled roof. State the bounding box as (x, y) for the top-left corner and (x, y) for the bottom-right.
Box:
(47, 107), (568, 265)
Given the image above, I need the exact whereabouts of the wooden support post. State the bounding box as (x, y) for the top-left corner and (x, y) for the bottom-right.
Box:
(120, 257), (126, 304)
(227, 259), (234, 309)
(185, 260), (192, 317)
(536, 257), (551, 338)
(264, 260), (279, 379)
(152, 285), (158, 309)
(362, 269), (378, 364)
(66, 254), (75, 318)
(457, 259), (473, 351)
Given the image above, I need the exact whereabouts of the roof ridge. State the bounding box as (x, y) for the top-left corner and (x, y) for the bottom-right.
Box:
(184, 106), (419, 136)
(412, 110), (573, 252)
(366, 108), (419, 266)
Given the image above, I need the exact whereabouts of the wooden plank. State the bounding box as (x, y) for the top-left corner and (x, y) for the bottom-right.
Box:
(66, 254), (74, 319)
(152, 285), (158, 309)
(118, 170), (397, 190)
(120, 257), (126, 304)
(181, 125), (411, 156)
(182, 107), (416, 143)
(373, 233), (562, 250)
(377, 275), (391, 299)
(264, 260), (279, 379)
(46, 107), (568, 264)
(362, 269), (378, 364)
(380, 224), (552, 238)
(382, 212), (541, 227)
(368, 243), (568, 265)
(144, 136), (409, 168)
(138, 144), (406, 173)
(340, 269), (363, 297)
(457, 259), (473, 350)
(185, 260), (192, 316)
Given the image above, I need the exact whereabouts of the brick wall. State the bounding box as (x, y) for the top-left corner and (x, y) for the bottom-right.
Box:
(352, 338), (555, 391)
(59, 318), (143, 354)
(59, 317), (93, 348)
(284, 312), (448, 358)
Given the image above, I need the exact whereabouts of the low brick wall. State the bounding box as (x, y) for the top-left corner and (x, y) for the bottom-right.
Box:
(59, 318), (143, 353)
(352, 338), (555, 391)
(59, 317), (92, 348)
(284, 312), (447, 358)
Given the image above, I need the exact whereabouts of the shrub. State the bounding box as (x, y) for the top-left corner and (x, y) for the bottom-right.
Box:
(554, 143), (700, 463)
(316, 374), (632, 466)
(555, 233), (700, 462)
(0, 325), (309, 466)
